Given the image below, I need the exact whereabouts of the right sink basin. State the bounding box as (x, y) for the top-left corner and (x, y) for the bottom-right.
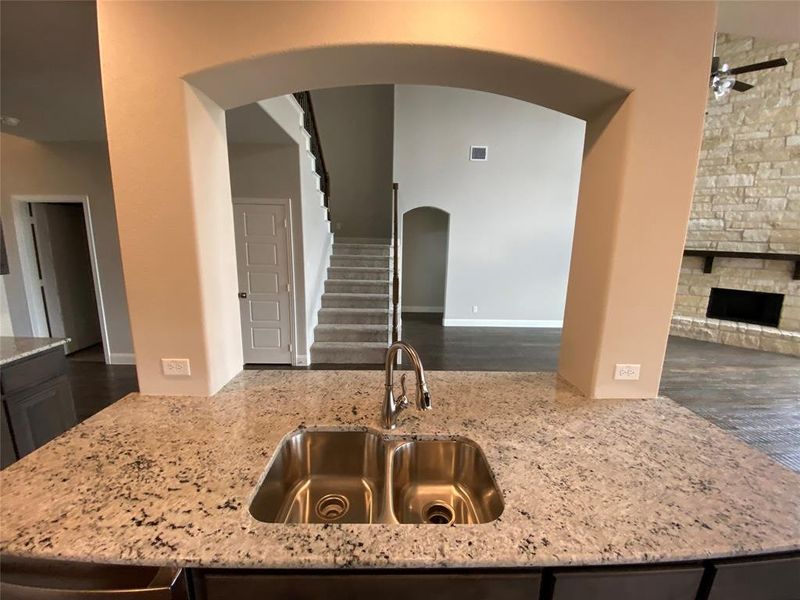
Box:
(390, 438), (504, 525)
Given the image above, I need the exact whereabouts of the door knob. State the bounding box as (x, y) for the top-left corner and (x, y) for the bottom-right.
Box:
(238, 292), (247, 298)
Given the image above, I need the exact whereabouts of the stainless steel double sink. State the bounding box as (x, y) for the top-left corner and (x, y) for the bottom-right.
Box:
(249, 429), (504, 525)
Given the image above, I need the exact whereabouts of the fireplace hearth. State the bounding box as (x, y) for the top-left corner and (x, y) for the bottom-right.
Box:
(706, 287), (784, 328)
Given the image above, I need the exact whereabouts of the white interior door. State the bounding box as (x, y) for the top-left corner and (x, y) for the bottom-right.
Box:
(233, 202), (293, 364)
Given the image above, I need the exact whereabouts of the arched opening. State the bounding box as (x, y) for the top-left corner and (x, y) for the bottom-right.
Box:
(401, 206), (450, 320)
(97, 2), (716, 397)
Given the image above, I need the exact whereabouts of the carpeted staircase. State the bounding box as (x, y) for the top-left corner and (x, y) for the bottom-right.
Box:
(310, 241), (393, 364)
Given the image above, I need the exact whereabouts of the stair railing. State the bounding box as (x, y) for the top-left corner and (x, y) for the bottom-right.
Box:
(391, 183), (400, 344)
(293, 91), (331, 219)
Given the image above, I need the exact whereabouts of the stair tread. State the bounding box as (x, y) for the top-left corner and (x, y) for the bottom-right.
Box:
(323, 292), (390, 298)
(319, 307), (390, 313)
(316, 323), (388, 330)
(327, 279), (390, 284)
(330, 265), (390, 270)
(332, 254), (391, 258)
(312, 341), (388, 348)
(334, 243), (391, 247)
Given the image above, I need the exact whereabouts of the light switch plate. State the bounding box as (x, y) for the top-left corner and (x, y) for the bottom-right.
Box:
(162, 358), (191, 376)
(614, 363), (640, 380)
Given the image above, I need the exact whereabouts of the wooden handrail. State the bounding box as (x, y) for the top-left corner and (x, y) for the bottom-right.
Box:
(391, 183), (400, 344)
(293, 91), (330, 218)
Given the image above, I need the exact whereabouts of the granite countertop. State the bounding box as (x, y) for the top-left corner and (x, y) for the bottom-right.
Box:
(0, 337), (69, 366)
(1, 370), (798, 569)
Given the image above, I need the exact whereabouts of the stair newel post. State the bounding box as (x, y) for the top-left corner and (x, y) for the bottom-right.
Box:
(392, 183), (400, 347)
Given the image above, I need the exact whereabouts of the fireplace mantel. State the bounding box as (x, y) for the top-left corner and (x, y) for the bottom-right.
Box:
(683, 249), (800, 280)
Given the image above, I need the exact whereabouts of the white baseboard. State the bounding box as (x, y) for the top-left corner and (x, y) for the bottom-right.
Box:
(109, 352), (136, 365)
(295, 353), (309, 366)
(403, 305), (444, 313)
(443, 319), (563, 328)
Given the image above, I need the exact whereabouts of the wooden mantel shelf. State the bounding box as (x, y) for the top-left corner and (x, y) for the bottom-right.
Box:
(683, 249), (800, 280)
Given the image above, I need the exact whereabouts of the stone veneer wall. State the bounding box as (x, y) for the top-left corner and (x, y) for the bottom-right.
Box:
(672, 33), (800, 356)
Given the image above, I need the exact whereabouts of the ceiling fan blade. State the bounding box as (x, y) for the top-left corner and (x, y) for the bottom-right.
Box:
(711, 56), (720, 74)
(729, 58), (788, 75)
(732, 80), (754, 92)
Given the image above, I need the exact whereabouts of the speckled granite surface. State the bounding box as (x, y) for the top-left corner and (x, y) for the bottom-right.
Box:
(1, 370), (798, 568)
(0, 337), (68, 366)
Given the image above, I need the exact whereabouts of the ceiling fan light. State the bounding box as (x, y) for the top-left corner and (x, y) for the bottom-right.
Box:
(711, 74), (735, 99)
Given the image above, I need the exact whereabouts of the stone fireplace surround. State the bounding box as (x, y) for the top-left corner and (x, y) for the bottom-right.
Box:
(671, 33), (800, 357)
(672, 256), (799, 356)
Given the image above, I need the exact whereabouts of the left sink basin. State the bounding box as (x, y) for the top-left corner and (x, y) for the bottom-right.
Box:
(249, 430), (386, 523)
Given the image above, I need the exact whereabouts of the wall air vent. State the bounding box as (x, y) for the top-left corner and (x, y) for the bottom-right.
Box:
(470, 145), (488, 161)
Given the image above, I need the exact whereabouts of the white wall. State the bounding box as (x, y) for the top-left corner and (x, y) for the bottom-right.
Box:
(255, 97), (333, 363)
(0, 133), (134, 360)
(311, 85), (394, 240)
(402, 207), (449, 312)
(393, 85), (585, 326)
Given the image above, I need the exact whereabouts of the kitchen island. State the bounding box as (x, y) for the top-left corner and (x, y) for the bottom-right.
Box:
(0, 370), (798, 598)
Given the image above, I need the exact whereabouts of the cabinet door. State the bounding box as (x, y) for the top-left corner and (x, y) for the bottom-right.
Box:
(1, 400), (18, 468)
(4, 376), (77, 457)
(551, 566), (704, 600)
(196, 571), (542, 600)
(708, 555), (800, 600)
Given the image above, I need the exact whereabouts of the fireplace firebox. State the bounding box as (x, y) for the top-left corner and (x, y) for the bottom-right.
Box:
(706, 287), (784, 328)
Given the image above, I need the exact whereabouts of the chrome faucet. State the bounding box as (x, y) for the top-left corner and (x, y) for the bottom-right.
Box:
(382, 341), (432, 430)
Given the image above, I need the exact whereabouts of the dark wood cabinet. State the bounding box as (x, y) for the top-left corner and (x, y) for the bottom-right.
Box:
(189, 554), (800, 600)
(192, 570), (542, 600)
(1, 401), (15, 469)
(549, 565), (704, 600)
(707, 555), (800, 600)
(4, 376), (76, 457)
(1, 347), (76, 466)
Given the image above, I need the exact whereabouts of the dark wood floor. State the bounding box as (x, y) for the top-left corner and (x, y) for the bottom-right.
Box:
(66, 344), (138, 422)
(66, 319), (800, 472)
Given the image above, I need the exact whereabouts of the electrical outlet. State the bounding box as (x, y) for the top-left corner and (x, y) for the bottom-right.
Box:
(162, 358), (191, 376)
(614, 363), (640, 381)
(472, 305), (479, 313)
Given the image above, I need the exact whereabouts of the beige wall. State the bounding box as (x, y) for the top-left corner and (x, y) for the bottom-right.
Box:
(311, 85), (394, 240)
(0, 133), (133, 360)
(97, 1), (716, 398)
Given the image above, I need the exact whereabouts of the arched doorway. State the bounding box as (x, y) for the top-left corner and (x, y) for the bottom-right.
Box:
(401, 207), (450, 320)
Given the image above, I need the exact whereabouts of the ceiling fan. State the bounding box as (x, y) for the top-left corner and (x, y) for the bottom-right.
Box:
(710, 55), (788, 99)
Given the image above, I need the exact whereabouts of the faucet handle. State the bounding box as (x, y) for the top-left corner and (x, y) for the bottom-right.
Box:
(397, 373), (410, 409)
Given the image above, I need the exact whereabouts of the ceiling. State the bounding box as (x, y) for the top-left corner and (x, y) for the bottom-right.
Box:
(717, 1), (800, 44)
(1, 1), (796, 143)
(0, 1), (106, 141)
(0, 1), (289, 144)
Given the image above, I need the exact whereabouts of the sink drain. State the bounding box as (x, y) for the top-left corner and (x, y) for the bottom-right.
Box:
(423, 501), (455, 525)
(315, 494), (350, 521)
